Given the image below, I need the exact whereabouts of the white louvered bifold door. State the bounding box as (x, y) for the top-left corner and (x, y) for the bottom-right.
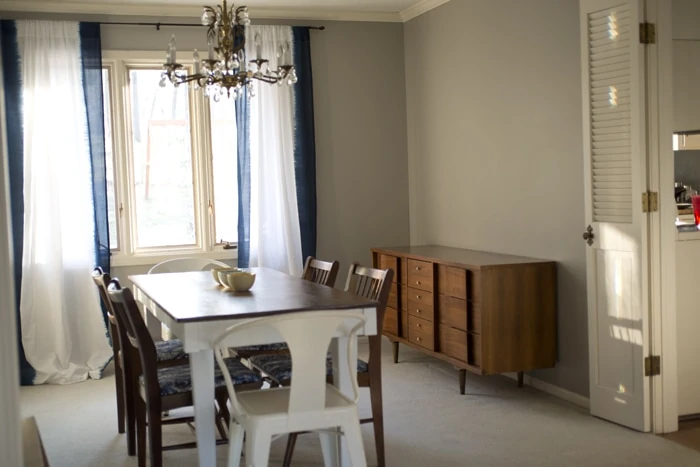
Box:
(581, 0), (651, 432)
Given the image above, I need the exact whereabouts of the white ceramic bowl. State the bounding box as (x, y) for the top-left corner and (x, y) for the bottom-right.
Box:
(211, 268), (236, 286)
(224, 271), (256, 292)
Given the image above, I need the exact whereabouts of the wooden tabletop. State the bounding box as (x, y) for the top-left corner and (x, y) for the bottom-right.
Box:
(372, 245), (554, 267)
(129, 267), (378, 323)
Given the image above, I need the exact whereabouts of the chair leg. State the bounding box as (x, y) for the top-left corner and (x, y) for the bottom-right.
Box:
(227, 421), (245, 467)
(392, 341), (399, 364)
(319, 429), (340, 466)
(282, 433), (298, 467)
(244, 429), (271, 467)
(342, 419), (368, 467)
(135, 398), (146, 467)
(124, 363), (136, 456)
(216, 392), (231, 426)
(369, 375), (385, 467)
(215, 404), (229, 441)
(147, 402), (163, 467)
(114, 358), (126, 434)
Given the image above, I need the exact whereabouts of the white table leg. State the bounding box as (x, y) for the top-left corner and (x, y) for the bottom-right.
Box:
(191, 349), (216, 467)
(145, 307), (163, 341)
(328, 335), (358, 467)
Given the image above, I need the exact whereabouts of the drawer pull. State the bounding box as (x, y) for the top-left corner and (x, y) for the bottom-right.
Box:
(415, 309), (421, 313)
(416, 295), (422, 300)
(415, 266), (421, 271)
(416, 337), (421, 342)
(416, 281), (421, 285)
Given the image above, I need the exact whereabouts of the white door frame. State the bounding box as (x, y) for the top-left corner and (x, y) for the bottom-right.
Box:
(0, 44), (24, 464)
(647, 0), (678, 434)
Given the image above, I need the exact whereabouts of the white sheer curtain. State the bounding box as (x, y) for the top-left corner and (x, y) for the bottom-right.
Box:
(245, 25), (303, 276)
(18, 21), (111, 385)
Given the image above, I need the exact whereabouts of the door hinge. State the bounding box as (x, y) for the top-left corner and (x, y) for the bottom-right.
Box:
(645, 355), (661, 376)
(642, 191), (658, 213)
(639, 22), (656, 44)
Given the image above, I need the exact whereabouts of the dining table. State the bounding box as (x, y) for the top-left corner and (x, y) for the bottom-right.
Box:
(129, 266), (379, 467)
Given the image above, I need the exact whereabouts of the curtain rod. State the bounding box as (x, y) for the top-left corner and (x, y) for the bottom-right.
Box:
(99, 21), (325, 30)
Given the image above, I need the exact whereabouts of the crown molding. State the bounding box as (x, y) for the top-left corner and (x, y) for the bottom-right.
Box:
(399, 0), (452, 22)
(0, 1), (404, 22)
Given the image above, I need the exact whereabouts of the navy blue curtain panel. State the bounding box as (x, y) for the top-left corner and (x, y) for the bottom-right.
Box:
(236, 89), (251, 268)
(292, 27), (317, 261)
(1, 19), (35, 385)
(79, 22), (111, 331)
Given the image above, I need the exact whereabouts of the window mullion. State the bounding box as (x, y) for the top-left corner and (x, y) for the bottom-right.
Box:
(192, 84), (215, 253)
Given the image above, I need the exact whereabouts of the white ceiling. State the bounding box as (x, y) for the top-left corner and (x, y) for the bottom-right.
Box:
(0, 0), (452, 22)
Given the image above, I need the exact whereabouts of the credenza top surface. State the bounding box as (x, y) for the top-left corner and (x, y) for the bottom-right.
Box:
(372, 245), (554, 268)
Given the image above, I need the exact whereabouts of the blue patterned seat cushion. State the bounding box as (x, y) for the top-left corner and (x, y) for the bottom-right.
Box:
(233, 342), (289, 355)
(140, 357), (261, 397)
(248, 354), (369, 384)
(154, 339), (187, 362)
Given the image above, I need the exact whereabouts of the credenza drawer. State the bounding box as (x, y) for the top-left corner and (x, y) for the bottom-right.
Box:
(407, 287), (433, 307)
(407, 299), (434, 322)
(438, 295), (467, 331)
(439, 325), (467, 362)
(408, 315), (434, 350)
(407, 259), (433, 292)
(388, 283), (399, 310)
(437, 265), (468, 299)
(378, 254), (398, 283)
(383, 307), (399, 335)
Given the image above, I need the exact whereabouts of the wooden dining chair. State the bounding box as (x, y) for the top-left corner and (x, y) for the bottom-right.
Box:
(92, 267), (192, 456)
(232, 256), (340, 359)
(248, 263), (394, 467)
(107, 279), (263, 467)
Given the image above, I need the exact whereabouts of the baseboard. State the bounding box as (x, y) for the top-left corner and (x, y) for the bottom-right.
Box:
(503, 373), (590, 410)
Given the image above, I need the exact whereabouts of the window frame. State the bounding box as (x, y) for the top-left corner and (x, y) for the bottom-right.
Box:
(103, 50), (237, 267)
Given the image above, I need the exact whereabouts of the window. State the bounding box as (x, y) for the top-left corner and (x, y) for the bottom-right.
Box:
(103, 52), (238, 266)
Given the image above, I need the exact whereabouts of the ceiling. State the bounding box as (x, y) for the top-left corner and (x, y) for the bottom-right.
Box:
(0, 0), (452, 22)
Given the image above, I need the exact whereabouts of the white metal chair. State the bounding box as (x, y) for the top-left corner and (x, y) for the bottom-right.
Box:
(148, 257), (230, 340)
(148, 257), (230, 274)
(213, 311), (368, 467)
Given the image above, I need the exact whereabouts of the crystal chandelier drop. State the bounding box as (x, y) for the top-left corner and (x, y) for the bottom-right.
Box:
(160, 0), (298, 101)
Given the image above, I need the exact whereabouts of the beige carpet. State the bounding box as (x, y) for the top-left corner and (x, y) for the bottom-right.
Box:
(20, 339), (700, 467)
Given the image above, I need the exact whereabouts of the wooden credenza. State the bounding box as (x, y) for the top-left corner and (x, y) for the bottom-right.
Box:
(371, 245), (557, 394)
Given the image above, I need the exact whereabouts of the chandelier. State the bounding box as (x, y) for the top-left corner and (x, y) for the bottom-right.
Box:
(160, 0), (298, 101)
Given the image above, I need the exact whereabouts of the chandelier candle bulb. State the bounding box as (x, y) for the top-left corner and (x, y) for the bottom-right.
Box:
(169, 35), (177, 64)
(193, 49), (200, 75)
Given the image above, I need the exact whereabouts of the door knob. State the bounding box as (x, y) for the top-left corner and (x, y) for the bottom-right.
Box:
(582, 225), (594, 246)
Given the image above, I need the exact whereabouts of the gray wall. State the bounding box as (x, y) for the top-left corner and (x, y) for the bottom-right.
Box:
(1, 11), (410, 284)
(404, 0), (588, 396)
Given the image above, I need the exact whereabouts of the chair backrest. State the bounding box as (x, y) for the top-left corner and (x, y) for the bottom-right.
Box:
(107, 279), (160, 399)
(213, 311), (366, 416)
(301, 256), (340, 287)
(343, 264), (394, 368)
(92, 267), (120, 352)
(148, 257), (230, 274)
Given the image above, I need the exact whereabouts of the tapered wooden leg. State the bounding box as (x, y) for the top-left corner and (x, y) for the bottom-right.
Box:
(392, 341), (399, 364)
(458, 369), (466, 395)
(282, 433), (298, 467)
(518, 371), (524, 388)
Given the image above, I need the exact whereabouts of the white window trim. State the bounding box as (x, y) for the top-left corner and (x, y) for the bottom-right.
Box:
(103, 50), (238, 268)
